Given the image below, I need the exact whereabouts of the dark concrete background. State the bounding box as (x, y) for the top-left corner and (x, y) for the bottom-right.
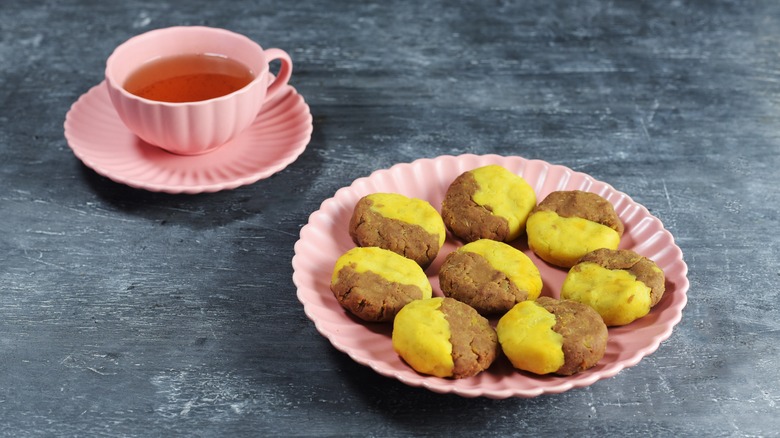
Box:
(1, 0), (778, 436)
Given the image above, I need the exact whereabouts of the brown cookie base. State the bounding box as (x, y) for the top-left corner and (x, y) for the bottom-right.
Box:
(536, 297), (608, 376)
(441, 171), (510, 243)
(438, 251), (527, 315)
(532, 190), (624, 236)
(349, 197), (441, 269)
(331, 266), (426, 322)
(439, 297), (498, 378)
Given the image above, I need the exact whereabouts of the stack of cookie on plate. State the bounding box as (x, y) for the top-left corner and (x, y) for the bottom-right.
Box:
(330, 164), (665, 379)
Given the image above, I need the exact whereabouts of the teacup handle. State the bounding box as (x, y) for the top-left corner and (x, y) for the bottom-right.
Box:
(263, 48), (293, 102)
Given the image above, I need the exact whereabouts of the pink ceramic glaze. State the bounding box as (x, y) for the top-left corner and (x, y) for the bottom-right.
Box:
(105, 26), (292, 155)
(292, 154), (689, 398)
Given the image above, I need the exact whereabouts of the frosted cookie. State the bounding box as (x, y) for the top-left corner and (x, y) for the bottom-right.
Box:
(438, 239), (542, 315)
(496, 297), (608, 376)
(330, 247), (432, 322)
(441, 165), (536, 243)
(526, 190), (624, 268)
(561, 248), (666, 326)
(349, 193), (446, 269)
(392, 297), (498, 379)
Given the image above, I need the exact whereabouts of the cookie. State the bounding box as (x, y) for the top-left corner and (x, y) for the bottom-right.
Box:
(441, 165), (536, 243)
(330, 246), (432, 322)
(496, 297), (608, 376)
(392, 297), (498, 379)
(561, 248), (666, 326)
(349, 193), (446, 269)
(438, 239), (542, 315)
(526, 190), (624, 268)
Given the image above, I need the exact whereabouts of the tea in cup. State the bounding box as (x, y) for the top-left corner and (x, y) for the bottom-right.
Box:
(105, 26), (292, 155)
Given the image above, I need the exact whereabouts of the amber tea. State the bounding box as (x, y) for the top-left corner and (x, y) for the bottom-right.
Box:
(124, 53), (255, 103)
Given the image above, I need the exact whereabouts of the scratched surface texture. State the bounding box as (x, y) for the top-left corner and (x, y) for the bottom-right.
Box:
(1, 0), (779, 436)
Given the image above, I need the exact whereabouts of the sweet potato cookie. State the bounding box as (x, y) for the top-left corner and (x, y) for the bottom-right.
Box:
(561, 248), (666, 326)
(349, 193), (446, 269)
(330, 247), (432, 322)
(526, 190), (624, 268)
(438, 239), (542, 315)
(441, 165), (536, 243)
(496, 297), (608, 376)
(392, 297), (498, 379)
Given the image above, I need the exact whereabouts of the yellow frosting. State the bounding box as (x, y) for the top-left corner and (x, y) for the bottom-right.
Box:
(469, 165), (537, 242)
(392, 297), (454, 378)
(331, 247), (432, 297)
(366, 193), (446, 247)
(561, 262), (652, 326)
(457, 239), (543, 300)
(527, 210), (621, 267)
(496, 301), (564, 375)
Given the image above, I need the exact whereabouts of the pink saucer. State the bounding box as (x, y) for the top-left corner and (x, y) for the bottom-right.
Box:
(64, 81), (312, 194)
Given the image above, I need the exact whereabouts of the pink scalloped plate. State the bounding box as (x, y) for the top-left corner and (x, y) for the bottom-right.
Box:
(293, 154), (688, 398)
(64, 80), (312, 194)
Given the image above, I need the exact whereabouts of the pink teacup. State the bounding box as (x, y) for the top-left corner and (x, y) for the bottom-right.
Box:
(105, 26), (292, 155)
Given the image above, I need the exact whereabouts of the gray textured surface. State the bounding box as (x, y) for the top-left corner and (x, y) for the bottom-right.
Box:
(1, 0), (779, 436)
